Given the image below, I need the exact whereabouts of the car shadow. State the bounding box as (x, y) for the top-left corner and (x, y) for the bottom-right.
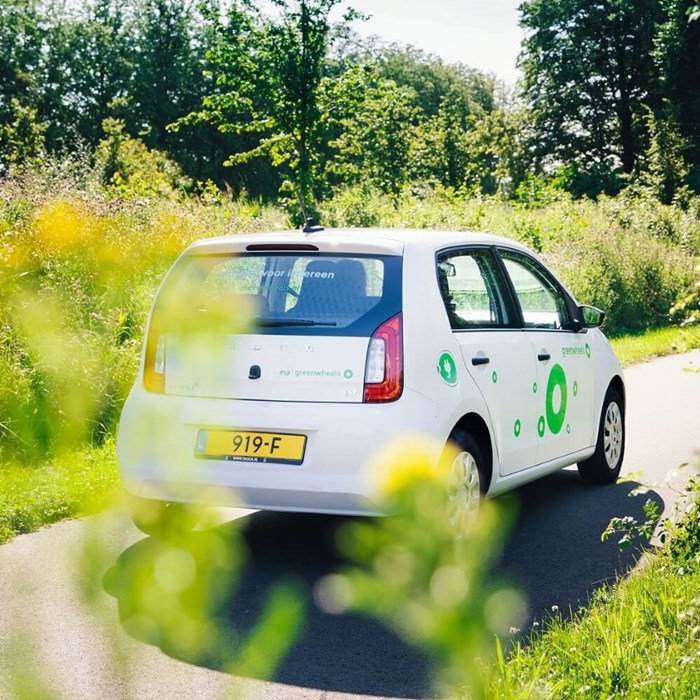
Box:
(103, 473), (662, 698)
(495, 469), (664, 629)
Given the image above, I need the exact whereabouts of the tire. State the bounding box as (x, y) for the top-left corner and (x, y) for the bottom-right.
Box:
(126, 494), (199, 538)
(578, 387), (625, 485)
(445, 430), (486, 529)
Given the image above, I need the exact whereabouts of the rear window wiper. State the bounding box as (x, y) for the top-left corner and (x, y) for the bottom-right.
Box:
(254, 317), (338, 327)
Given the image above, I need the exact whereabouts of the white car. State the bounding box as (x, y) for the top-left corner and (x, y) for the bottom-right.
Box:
(117, 228), (625, 530)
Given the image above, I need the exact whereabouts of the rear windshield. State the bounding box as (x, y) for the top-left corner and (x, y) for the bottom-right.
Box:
(155, 252), (402, 336)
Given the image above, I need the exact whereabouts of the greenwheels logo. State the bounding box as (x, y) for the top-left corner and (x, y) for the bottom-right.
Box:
(538, 363), (568, 436)
(438, 352), (458, 386)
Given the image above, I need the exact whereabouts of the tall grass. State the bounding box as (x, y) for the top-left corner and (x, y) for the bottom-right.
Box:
(1, 166), (699, 464)
(487, 474), (700, 699)
(0, 162), (287, 463)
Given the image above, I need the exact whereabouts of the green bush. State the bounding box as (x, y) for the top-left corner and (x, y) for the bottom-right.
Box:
(668, 476), (700, 567)
(547, 226), (693, 335)
(324, 186), (700, 336)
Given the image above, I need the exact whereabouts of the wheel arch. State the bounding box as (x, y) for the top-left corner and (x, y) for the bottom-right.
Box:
(608, 374), (626, 413)
(448, 412), (494, 493)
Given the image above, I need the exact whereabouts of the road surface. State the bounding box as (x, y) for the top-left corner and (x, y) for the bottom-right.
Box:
(1, 350), (699, 700)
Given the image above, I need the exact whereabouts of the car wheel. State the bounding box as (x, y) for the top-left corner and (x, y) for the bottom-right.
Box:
(577, 387), (625, 485)
(126, 494), (199, 538)
(446, 430), (485, 529)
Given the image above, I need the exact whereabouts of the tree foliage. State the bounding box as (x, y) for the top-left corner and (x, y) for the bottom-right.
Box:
(173, 0), (359, 209)
(322, 64), (418, 197)
(2, 0), (700, 203)
(519, 0), (662, 196)
(653, 0), (700, 189)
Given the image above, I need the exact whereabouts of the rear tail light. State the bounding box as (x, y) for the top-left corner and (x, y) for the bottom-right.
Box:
(143, 320), (165, 393)
(364, 313), (403, 403)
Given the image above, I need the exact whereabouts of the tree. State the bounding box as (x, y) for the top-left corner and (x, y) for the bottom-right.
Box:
(321, 64), (418, 197)
(370, 45), (494, 119)
(0, 98), (46, 173)
(519, 0), (662, 196)
(0, 0), (43, 118)
(410, 87), (471, 190)
(639, 104), (689, 204)
(60, 0), (136, 148)
(462, 105), (535, 197)
(174, 0), (360, 210)
(653, 0), (700, 190)
(0, 0), (44, 169)
(129, 0), (218, 172)
(323, 42), (498, 194)
(95, 117), (189, 198)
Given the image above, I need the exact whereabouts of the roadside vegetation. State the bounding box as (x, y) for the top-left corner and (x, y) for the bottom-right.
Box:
(313, 442), (700, 700)
(0, 441), (117, 544)
(485, 474), (700, 699)
(1, 155), (699, 541)
(610, 325), (700, 367)
(2, 159), (699, 466)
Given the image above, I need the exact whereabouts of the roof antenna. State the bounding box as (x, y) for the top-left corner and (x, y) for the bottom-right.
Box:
(295, 183), (324, 234)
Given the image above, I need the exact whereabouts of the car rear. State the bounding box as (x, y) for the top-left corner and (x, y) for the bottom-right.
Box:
(117, 232), (442, 515)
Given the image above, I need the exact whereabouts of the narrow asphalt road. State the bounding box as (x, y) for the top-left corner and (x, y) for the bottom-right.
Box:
(1, 350), (699, 700)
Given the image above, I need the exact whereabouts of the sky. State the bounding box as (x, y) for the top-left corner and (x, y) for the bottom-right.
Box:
(344, 0), (525, 84)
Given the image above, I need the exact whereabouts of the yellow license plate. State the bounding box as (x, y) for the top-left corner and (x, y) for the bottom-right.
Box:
(195, 430), (306, 465)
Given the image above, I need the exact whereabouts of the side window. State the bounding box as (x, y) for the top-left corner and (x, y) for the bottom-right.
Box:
(437, 250), (511, 330)
(500, 250), (572, 330)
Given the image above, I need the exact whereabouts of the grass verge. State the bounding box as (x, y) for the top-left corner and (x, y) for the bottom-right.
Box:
(488, 478), (700, 699)
(611, 324), (700, 367)
(0, 440), (119, 545)
(491, 556), (700, 698)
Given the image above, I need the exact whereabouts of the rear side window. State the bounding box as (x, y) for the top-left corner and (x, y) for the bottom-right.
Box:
(436, 249), (512, 329)
(157, 253), (402, 336)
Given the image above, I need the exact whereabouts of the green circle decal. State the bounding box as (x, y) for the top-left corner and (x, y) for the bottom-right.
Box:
(438, 352), (458, 386)
(546, 363), (568, 435)
(566, 424), (571, 434)
(492, 371), (498, 384)
(585, 343), (591, 359)
(514, 419), (521, 437)
(533, 382), (538, 394)
(573, 380), (578, 397)
(537, 416), (545, 437)
(344, 369), (354, 379)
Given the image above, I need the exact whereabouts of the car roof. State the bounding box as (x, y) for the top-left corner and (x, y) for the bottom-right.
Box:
(185, 228), (534, 257)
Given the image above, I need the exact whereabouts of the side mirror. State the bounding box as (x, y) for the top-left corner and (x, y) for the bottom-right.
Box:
(579, 305), (606, 328)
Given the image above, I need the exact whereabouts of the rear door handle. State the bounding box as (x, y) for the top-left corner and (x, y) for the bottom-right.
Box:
(471, 356), (490, 366)
(537, 353), (551, 362)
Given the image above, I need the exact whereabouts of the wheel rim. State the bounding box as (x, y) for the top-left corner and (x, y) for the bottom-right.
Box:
(603, 401), (623, 470)
(447, 450), (481, 528)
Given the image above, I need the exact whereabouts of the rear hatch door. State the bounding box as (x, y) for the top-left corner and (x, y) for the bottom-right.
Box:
(150, 249), (402, 403)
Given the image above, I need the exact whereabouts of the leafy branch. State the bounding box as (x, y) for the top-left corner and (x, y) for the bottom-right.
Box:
(602, 495), (664, 551)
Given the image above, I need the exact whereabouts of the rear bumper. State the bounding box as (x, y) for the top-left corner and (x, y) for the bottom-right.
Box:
(116, 388), (446, 516)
